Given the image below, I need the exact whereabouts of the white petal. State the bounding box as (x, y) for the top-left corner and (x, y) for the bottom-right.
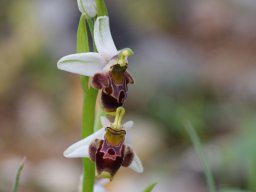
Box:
(123, 121), (134, 130)
(94, 16), (118, 60)
(100, 116), (110, 127)
(94, 185), (107, 192)
(64, 127), (105, 158)
(124, 134), (131, 145)
(94, 179), (108, 192)
(77, 0), (97, 17)
(96, 179), (109, 186)
(123, 121), (133, 144)
(79, 176), (108, 192)
(57, 52), (106, 76)
(129, 151), (144, 173)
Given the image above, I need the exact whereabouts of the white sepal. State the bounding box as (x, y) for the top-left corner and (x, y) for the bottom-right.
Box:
(63, 127), (105, 158)
(94, 16), (118, 60)
(77, 0), (97, 18)
(129, 150), (144, 173)
(57, 52), (105, 76)
(79, 176), (108, 192)
(123, 121), (134, 130)
(94, 179), (108, 192)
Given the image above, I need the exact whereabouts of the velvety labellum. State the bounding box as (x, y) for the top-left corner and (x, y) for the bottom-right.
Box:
(92, 67), (134, 112)
(89, 138), (134, 179)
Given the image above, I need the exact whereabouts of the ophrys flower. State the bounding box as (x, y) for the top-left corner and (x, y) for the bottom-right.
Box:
(64, 107), (143, 180)
(57, 16), (134, 112)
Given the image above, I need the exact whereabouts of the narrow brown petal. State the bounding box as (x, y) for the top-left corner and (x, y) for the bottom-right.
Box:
(122, 145), (134, 167)
(92, 73), (109, 89)
(125, 71), (135, 84)
(89, 139), (101, 162)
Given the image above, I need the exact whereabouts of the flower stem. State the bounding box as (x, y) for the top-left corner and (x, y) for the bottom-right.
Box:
(76, 1), (109, 191)
(77, 14), (97, 192)
(81, 76), (97, 192)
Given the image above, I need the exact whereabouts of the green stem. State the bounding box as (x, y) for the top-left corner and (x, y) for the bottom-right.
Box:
(81, 76), (97, 192)
(77, 14), (97, 192)
(76, 1), (109, 191)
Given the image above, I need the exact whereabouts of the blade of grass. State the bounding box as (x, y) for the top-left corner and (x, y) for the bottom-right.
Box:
(12, 157), (26, 192)
(143, 182), (158, 192)
(184, 121), (216, 192)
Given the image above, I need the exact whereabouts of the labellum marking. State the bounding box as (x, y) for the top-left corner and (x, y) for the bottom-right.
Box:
(100, 139), (123, 160)
(95, 140), (125, 178)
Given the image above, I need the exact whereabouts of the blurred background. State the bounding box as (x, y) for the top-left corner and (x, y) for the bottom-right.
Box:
(1, 0), (256, 191)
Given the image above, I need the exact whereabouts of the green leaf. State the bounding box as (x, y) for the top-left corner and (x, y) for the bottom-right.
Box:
(184, 121), (216, 192)
(96, 0), (108, 16)
(87, 17), (97, 51)
(143, 182), (158, 192)
(12, 157), (26, 192)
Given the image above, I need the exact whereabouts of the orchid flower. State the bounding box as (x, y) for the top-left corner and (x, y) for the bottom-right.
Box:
(64, 107), (143, 180)
(77, 0), (97, 18)
(57, 16), (134, 112)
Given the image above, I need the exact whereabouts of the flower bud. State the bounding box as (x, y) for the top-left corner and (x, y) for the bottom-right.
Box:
(77, 0), (97, 17)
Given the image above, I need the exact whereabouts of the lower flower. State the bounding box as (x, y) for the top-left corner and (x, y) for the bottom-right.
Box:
(64, 108), (143, 180)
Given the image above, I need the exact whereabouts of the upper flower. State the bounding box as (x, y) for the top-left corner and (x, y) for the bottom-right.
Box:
(77, 0), (97, 18)
(64, 107), (143, 180)
(57, 16), (134, 112)
(57, 16), (133, 78)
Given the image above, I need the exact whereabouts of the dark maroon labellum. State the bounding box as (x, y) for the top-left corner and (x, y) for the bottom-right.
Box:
(92, 67), (134, 112)
(89, 139), (134, 179)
